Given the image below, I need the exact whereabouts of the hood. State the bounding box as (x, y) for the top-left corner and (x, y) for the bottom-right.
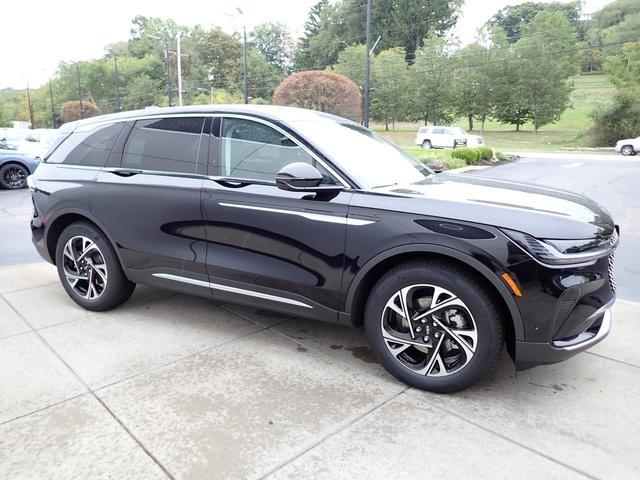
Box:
(371, 173), (614, 239)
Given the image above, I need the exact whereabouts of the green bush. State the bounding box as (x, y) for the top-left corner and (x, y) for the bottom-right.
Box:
(478, 146), (494, 160)
(496, 151), (508, 161)
(451, 147), (481, 164)
(590, 90), (640, 146)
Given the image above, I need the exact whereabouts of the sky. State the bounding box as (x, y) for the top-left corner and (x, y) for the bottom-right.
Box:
(0, 0), (614, 89)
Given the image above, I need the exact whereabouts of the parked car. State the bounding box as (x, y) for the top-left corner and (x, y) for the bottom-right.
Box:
(29, 105), (618, 392)
(0, 128), (30, 151)
(614, 136), (639, 156)
(17, 129), (59, 159)
(0, 151), (40, 189)
(415, 126), (484, 149)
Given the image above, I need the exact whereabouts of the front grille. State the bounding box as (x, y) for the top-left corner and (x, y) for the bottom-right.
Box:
(608, 229), (618, 292)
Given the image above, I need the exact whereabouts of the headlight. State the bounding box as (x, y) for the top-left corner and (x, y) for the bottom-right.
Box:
(501, 229), (615, 266)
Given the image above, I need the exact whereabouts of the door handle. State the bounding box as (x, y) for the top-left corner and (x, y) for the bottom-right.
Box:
(110, 169), (143, 177)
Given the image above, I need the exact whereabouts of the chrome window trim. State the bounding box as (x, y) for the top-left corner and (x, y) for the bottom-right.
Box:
(152, 273), (313, 309)
(71, 112), (352, 188)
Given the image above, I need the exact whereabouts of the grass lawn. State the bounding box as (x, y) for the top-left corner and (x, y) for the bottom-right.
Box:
(373, 74), (615, 152)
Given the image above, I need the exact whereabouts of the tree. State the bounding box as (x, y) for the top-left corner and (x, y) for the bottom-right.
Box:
(250, 22), (294, 73)
(195, 26), (243, 90)
(452, 43), (495, 132)
(492, 11), (579, 131)
(294, 0), (329, 70)
(341, 0), (462, 61)
(370, 48), (410, 129)
(605, 41), (640, 89)
(332, 44), (367, 88)
(272, 71), (361, 122)
(60, 101), (101, 123)
(409, 38), (455, 126)
(245, 48), (283, 101)
(487, 1), (581, 43)
(590, 90), (640, 146)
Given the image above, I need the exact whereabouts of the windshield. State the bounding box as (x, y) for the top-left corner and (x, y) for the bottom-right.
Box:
(295, 120), (432, 189)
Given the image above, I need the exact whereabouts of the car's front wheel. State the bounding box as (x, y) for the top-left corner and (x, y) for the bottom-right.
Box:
(0, 163), (28, 189)
(621, 145), (635, 156)
(55, 222), (135, 311)
(365, 261), (503, 392)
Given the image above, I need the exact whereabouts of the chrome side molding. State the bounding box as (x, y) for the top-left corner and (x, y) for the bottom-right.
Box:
(219, 202), (376, 226)
(152, 273), (313, 309)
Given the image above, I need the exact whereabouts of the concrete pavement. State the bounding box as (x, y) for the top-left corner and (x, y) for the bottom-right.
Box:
(0, 262), (639, 479)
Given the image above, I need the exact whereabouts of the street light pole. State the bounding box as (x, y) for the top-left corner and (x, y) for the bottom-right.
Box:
(26, 83), (35, 129)
(243, 25), (248, 104)
(363, 0), (372, 127)
(76, 63), (83, 119)
(49, 78), (56, 128)
(177, 32), (183, 106)
(112, 53), (121, 111)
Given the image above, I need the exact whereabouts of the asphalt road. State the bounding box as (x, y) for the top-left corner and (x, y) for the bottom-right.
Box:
(0, 151), (637, 301)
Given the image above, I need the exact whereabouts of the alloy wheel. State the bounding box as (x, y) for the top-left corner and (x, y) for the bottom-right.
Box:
(380, 284), (478, 377)
(621, 145), (634, 156)
(2, 166), (27, 188)
(62, 236), (108, 300)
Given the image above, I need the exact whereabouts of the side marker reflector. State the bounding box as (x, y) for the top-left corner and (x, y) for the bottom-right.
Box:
(502, 273), (522, 297)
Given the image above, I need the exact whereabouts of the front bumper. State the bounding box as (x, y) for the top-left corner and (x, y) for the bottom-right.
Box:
(515, 299), (613, 369)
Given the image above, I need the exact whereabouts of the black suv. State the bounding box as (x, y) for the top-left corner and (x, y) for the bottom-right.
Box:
(29, 106), (618, 392)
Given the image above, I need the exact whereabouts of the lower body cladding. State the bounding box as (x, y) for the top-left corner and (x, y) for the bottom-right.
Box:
(512, 253), (616, 370)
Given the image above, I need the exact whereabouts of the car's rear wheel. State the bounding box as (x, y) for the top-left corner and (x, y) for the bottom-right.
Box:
(621, 145), (635, 156)
(55, 222), (135, 311)
(365, 261), (503, 392)
(422, 140), (432, 149)
(0, 163), (28, 189)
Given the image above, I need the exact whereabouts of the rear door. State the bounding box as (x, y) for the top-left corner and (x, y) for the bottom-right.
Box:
(92, 116), (210, 294)
(431, 128), (447, 147)
(201, 115), (352, 320)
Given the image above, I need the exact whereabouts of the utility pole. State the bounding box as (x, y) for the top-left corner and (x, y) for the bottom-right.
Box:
(76, 63), (83, 119)
(112, 53), (121, 111)
(48, 78), (56, 128)
(363, 0), (372, 127)
(26, 83), (35, 129)
(243, 25), (248, 104)
(165, 41), (172, 107)
(177, 32), (183, 106)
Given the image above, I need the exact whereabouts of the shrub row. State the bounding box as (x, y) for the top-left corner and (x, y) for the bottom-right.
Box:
(450, 146), (494, 164)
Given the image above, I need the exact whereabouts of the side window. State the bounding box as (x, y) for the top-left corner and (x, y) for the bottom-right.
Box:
(219, 117), (335, 184)
(433, 128), (445, 134)
(46, 123), (124, 166)
(123, 117), (204, 173)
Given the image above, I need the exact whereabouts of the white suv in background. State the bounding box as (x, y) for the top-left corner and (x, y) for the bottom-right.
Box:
(415, 126), (484, 149)
(614, 136), (639, 156)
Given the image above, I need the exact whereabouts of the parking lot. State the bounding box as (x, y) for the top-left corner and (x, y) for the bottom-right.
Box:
(1, 153), (639, 479)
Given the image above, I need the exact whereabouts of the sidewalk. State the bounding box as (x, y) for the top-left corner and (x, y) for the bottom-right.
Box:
(1, 262), (638, 479)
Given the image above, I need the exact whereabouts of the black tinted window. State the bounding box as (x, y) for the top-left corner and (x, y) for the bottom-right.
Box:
(219, 117), (335, 183)
(123, 117), (204, 173)
(46, 123), (124, 166)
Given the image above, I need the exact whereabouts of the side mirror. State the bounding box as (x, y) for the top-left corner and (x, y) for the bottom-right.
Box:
(276, 162), (342, 193)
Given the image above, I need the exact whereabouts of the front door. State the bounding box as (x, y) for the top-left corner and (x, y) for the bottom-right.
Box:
(201, 115), (352, 321)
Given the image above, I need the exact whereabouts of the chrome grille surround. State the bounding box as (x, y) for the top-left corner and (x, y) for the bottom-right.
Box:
(608, 229), (618, 292)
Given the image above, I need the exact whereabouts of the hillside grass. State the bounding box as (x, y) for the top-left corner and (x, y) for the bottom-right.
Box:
(373, 74), (615, 151)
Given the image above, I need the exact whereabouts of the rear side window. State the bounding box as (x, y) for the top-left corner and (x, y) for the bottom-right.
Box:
(46, 123), (125, 166)
(123, 117), (204, 174)
(433, 128), (445, 134)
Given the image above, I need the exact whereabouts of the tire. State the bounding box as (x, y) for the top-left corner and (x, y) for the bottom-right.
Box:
(0, 163), (29, 189)
(621, 145), (635, 156)
(55, 222), (135, 311)
(422, 140), (432, 149)
(364, 260), (504, 393)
